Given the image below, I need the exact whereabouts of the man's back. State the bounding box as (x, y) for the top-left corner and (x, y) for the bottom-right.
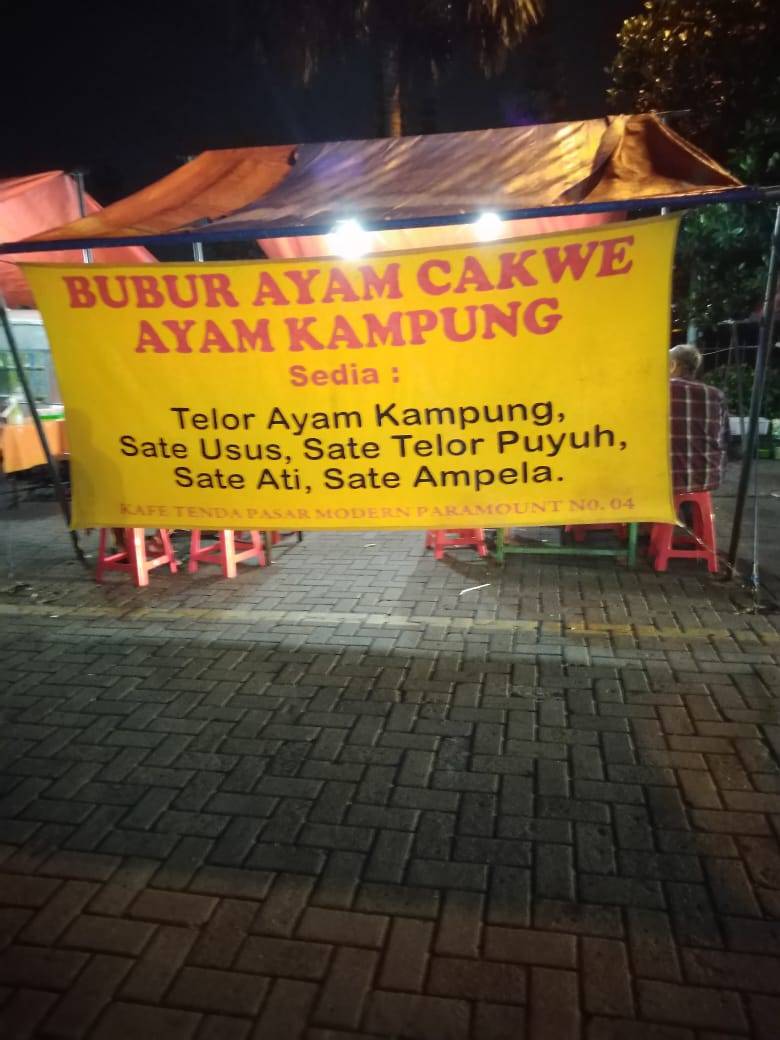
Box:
(669, 377), (729, 492)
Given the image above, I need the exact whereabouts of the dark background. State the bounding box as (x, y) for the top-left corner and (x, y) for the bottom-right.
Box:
(3, 0), (643, 204)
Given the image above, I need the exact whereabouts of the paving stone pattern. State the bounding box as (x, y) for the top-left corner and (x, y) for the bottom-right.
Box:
(0, 516), (779, 1039)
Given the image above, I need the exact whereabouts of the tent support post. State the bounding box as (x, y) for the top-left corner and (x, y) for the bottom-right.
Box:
(185, 158), (205, 262)
(0, 299), (86, 566)
(726, 203), (780, 577)
(71, 170), (93, 263)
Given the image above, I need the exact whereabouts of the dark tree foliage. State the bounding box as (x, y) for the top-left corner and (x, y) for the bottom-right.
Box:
(235, 0), (544, 136)
(608, 0), (780, 331)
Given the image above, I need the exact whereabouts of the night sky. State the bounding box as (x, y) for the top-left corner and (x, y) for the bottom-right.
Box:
(3, 0), (644, 204)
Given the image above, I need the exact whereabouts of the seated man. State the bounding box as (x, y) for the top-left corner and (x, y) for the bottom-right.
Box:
(669, 343), (729, 493)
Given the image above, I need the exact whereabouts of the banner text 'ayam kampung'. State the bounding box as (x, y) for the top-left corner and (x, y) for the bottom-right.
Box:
(24, 215), (679, 529)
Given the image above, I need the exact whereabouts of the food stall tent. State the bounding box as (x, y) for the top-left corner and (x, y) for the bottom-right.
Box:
(1, 114), (777, 581)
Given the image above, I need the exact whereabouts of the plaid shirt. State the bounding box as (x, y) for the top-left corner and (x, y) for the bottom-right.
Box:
(669, 377), (729, 492)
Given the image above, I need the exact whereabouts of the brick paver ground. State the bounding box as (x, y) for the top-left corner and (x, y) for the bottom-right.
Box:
(0, 479), (779, 1039)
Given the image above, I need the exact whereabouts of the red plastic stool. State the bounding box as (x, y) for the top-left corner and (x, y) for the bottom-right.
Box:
(96, 528), (178, 587)
(565, 524), (628, 543)
(188, 530), (266, 578)
(425, 529), (487, 560)
(649, 491), (718, 573)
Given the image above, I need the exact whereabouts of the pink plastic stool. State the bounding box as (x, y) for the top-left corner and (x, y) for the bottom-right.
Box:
(565, 524), (628, 543)
(649, 491), (718, 573)
(188, 530), (266, 578)
(96, 528), (178, 587)
(425, 529), (487, 560)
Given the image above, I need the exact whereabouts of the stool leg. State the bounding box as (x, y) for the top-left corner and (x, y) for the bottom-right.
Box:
(433, 532), (444, 561)
(652, 524), (674, 573)
(128, 528), (149, 587)
(188, 531), (202, 573)
(250, 531), (266, 566)
(158, 530), (178, 574)
(707, 548), (719, 573)
(648, 523), (663, 560)
(221, 530), (238, 579)
(696, 499), (719, 573)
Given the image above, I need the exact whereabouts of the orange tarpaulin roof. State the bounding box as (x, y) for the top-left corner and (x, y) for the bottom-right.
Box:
(0, 171), (154, 308)
(229, 114), (742, 236)
(24, 146), (294, 241)
(5, 114), (745, 258)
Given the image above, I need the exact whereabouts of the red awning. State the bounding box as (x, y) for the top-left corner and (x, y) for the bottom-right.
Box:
(0, 171), (154, 308)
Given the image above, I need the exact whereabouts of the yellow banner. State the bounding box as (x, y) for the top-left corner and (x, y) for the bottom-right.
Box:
(24, 215), (678, 530)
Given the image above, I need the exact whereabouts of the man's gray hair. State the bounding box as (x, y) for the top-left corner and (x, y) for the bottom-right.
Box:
(670, 343), (702, 377)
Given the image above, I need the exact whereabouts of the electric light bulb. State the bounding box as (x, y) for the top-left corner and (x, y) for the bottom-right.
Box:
(328, 219), (371, 260)
(473, 212), (503, 241)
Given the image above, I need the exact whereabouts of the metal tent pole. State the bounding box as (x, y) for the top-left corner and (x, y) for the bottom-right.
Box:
(726, 204), (780, 576)
(0, 298), (86, 564)
(729, 323), (748, 455)
(71, 170), (93, 263)
(182, 157), (205, 262)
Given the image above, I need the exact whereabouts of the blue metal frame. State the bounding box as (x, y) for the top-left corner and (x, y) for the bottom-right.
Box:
(0, 186), (773, 256)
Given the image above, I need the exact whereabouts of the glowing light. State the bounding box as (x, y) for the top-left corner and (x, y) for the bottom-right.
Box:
(473, 212), (503, 241)
(328, 219), (371, 259)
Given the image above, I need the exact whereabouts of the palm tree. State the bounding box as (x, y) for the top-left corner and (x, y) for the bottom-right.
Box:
(365, 0), (547, 136)
(241, 0), (545, 137)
